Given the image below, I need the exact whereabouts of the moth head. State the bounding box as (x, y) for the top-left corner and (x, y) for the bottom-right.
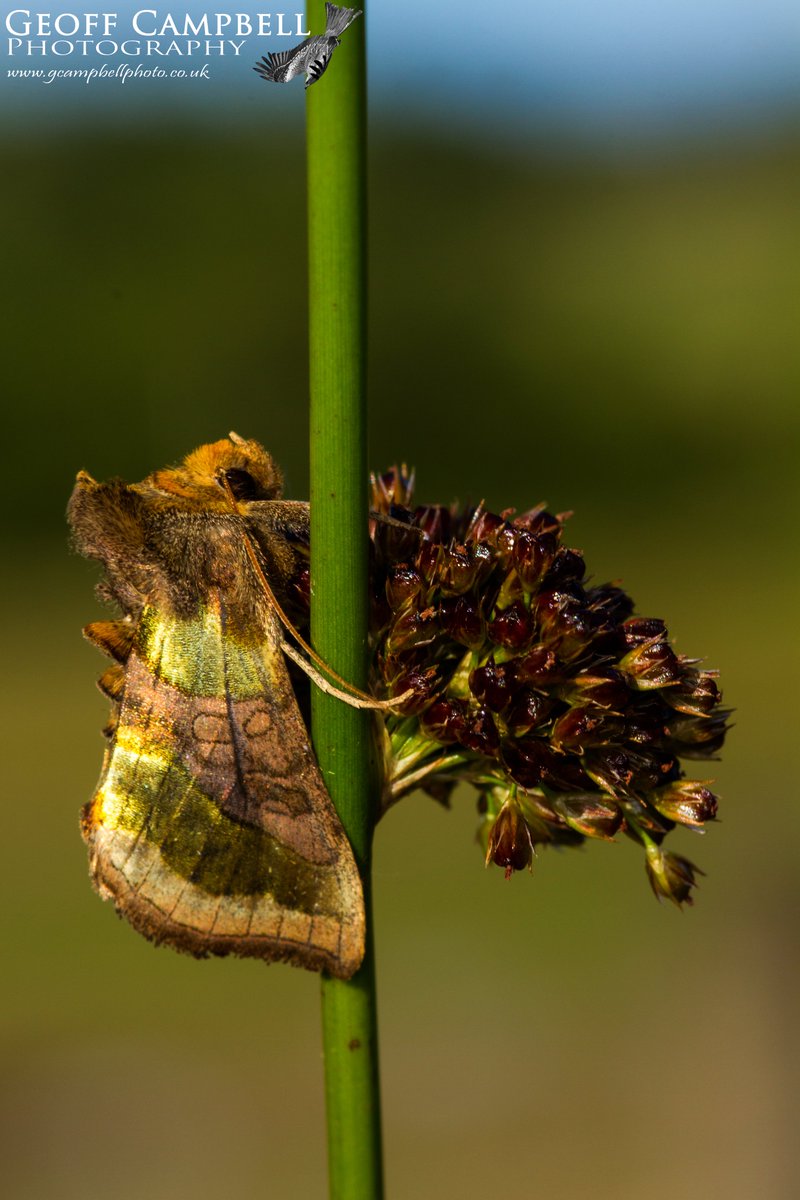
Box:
(149, 434), (285, 507)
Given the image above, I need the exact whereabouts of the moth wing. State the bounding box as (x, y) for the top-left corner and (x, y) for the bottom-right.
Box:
(83, 591), (364, 979)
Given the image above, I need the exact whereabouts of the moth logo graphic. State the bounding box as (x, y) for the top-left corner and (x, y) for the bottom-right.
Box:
(254, 3), (361, 89)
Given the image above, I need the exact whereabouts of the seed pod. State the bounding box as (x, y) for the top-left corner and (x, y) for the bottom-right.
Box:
(440, 543), (494, 596)
(561, 670), (630, 712)
(386, 564), (424, 610)
(371, 506), (419, 562)
(512, 530), (558, 591)
(550, 705), (616, 753)
(512, 505), (561, 535)
(621, 617), (668, 648)
(501, 736), (556, 788)
(585, 584), (635, 629)
(371, 465), (415, 510)
(469, 662), (512, 712)
(385, 607), (438, 656)
(459, 707), (501, 756)
(512, 644), (562, 686)
(534, 591), (592, 660)
(485, 798), (534, 878)
(583, 748), (635, 793)
(466, 508), (506, 545)
(505, 689), (554, 735)
(543, 547), (586, 588)
(650, 780), (718, 827)
(665, 670), (721, 716)
(488, 601), (533, 651)
(416, 539), (445, 585)
(390, 666), (438, 715)
(439, 595), (486, 649)
(412, 505), (450, 542)
(421, 697), (469, 744)
(666, 712), (730, 758)
(554, 794), (623, 840)
(620, 638), (682, 689)
(644, 844), (703, 907)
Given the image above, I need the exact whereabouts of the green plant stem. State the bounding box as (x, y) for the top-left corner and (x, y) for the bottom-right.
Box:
(306, 4), (383, 1199)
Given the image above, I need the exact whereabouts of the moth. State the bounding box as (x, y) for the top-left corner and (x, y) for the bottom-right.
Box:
(67, 433), (365, 979)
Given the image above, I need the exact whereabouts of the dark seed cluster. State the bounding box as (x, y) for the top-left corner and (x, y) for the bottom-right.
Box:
(364, 467), (728, 907)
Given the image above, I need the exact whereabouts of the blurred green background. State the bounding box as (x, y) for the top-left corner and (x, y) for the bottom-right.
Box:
(2, 109), (798, 1197)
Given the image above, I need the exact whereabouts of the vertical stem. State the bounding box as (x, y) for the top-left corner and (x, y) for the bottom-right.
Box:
(306, 5), (383, 1199)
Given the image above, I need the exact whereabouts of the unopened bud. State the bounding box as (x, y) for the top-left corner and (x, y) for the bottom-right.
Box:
(386, 564), (424, 610)
(390, 666), (438, 715)
(551, 705), (619, 753)
(585, 584), (635, 628)
(371, 464), (415, 510)
(488, 600), (533, 651)
(505, 689), (553, 735)
(459, 707), (501, 756)
(414, 505), (452, 542)
(621, 617), (667, 648)
(512, 644), (562, 686)
(620, 638), (682, 689)
(644, 843), (703, 907)
(666, 712), (729, 758)
(439, 596), (485, 649)
(554, 794), (622, 840)
(485, 797), (534, 878)
(534, 591), (592, 660)
(421, 697), (468, 744)
(665, 670), (721, 716)
(543, 547), (586, 587)
(512, 530), (557, 590)
(469, 662), (512, 712)
(650, 780), (718, 827)
(512, 505), (560, 535)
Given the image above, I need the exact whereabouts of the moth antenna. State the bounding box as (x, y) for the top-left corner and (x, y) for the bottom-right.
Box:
(280, 642), (412, 712)
(369, 509), (426, 536)
(216, 471), (412, 712)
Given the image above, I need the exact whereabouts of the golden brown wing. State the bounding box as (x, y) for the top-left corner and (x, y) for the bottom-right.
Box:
(83, 591), (364, 979)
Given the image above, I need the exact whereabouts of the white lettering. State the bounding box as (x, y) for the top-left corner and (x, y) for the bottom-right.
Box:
(6, 10), (32, 36)
(132, 10), (156, 36)
(53, 13), (78, 35)
(184, 15), (210, 36)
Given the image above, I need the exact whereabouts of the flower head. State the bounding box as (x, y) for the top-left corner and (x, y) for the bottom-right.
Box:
(291, 466), (728, 908)
(364, 467), (728, 905)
